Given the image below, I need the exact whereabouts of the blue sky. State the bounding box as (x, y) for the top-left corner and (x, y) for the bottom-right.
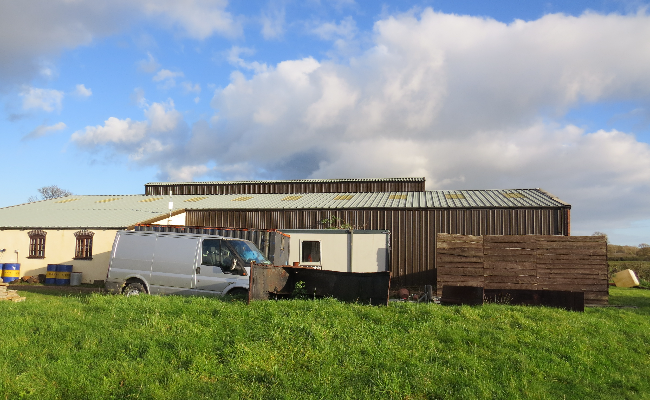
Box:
(1, 0), (649, 245)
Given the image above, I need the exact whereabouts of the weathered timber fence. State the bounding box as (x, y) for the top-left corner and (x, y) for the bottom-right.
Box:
(437, 234), (608, 305)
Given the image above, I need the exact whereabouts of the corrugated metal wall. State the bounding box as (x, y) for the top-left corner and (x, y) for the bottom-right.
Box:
(186, 207), (570, 286)
(145, 180), (426, 195)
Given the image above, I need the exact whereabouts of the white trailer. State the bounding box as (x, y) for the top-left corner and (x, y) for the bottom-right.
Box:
(279, 229), (390, 273)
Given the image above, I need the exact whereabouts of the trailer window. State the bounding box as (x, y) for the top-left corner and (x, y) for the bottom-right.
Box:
(301, 241), (321, 263)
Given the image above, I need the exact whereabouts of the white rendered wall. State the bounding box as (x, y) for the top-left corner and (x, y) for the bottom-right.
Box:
(0, 229), (118, 283)
(283, 230), (388, 273)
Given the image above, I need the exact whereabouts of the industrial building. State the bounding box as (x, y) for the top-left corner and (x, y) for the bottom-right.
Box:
(0, 178), (571, 287)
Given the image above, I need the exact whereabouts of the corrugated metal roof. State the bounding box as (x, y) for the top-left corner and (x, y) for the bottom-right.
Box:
(0, 189), (569, 229)
(146, 177), (425, 186)
(0, 195), (174, 229)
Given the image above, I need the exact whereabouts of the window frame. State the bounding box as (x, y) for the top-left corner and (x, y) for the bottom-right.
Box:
(300, 240), (322, 265)
(27, 230), (47, 259)
(74, 229), (95, 260)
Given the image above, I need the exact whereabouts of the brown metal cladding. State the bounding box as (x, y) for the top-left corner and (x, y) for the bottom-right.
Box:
(145, 179), (426, 196)
(186, 207), (570, 286)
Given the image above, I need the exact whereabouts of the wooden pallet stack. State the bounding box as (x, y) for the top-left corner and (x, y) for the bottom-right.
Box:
(436, 234), (608, 305)
(436, 234), (484, 291)
(484, 235), (538, 290)
(0, 282), (26, 302)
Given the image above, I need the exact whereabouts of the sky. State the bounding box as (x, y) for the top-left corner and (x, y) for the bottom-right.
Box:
(1, 0), (649, 246)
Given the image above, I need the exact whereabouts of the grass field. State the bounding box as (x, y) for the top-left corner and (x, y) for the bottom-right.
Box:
(1, 288), (650, 400)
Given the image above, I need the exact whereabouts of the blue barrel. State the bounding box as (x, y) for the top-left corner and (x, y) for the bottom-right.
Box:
(45, 264), (58, 285)
(2, 263), (21, 283)
(55, 264), (73, 285)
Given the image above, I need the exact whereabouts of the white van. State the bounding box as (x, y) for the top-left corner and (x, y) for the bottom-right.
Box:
(105, 230), (271, 296)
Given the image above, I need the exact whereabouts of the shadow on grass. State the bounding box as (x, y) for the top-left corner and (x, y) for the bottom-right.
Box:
(608, 287), (650, 315)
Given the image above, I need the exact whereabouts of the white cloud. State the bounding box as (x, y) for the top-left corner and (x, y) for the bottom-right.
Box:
(22, 121), (66, 140)
(68, 8), (650, 243)
(153, 69), (184, 88)
(139, 0), (241, 39)
(131, 87), (147, 108)
(144, 99), (183, 132)
(72, 117), (149, 146)
(71, 99), (187, 165)
(226, 46), (268, 73)
(309, 16), (357, 40)
(74, 84), (92, 97)
(181, 81), (201, 94)
(21, 87), (64, 112)
(137, 52), (160, 73)
(0, 0), (240, 86)
(168, 164), (210, 181)
(261, 1), (286, 39)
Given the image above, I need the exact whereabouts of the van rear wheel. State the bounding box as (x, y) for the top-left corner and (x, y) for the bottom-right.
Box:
(123, 282), (146, 296)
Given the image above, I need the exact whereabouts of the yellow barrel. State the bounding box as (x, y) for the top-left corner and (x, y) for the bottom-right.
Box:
(46, 264), (58, 285)
(55, 265), (73, 285)
(2, 263), (20, 283)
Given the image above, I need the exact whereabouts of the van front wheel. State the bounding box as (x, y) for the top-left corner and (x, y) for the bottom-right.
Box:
(123, 282), (146, 296)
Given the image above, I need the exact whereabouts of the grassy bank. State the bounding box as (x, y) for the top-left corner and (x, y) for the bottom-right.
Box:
(1, 289), (650, 399)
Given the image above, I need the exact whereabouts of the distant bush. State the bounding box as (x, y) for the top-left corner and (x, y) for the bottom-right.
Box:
(608, 244), (650, 261)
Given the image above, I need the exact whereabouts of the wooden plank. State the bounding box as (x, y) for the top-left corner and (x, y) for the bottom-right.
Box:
(484, 235), (537, 243)
(537, 284), (608, 291)
(484, 255), (536, 262)
(438, 276), (485, 284)
(437, 248), (484, 256)
(537, 277), (606, 285)
(438, 255), (484, 263)
(584, 292), (609, 302)
(536, 262), (607, 269)
(484, 249), (536, 256)
(485, 269), (537, 276)
(437, 262), (485, 269)
(537, 236), (605, 242)
(536, 256), (606, 263)
(537, 244), (606, 252)
(537, 249), (607, 256)
(484, 283), (538, 290)
(485, 276), (538, 284)
(485, 262), (536, 270)
(437, 267), (485, 276)
(437, 241), (483, 249)
(437, 234), (482, 243)
(438, 274), (485, 282)
(484, 242), (537, 249)
(537, 268), (607, 275)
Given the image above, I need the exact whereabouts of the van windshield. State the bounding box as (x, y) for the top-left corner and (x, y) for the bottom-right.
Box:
(228, 240), (271, 265)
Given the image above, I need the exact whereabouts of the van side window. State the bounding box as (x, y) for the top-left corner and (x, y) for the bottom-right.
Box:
(202, 239), (235, 270)
(202, 240), (221, 266)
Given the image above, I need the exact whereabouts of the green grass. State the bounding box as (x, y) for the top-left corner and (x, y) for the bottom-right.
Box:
(1, 289), (650, 399)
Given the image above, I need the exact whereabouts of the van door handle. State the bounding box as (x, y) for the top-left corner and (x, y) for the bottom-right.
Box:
(196, 266), (201, 274)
